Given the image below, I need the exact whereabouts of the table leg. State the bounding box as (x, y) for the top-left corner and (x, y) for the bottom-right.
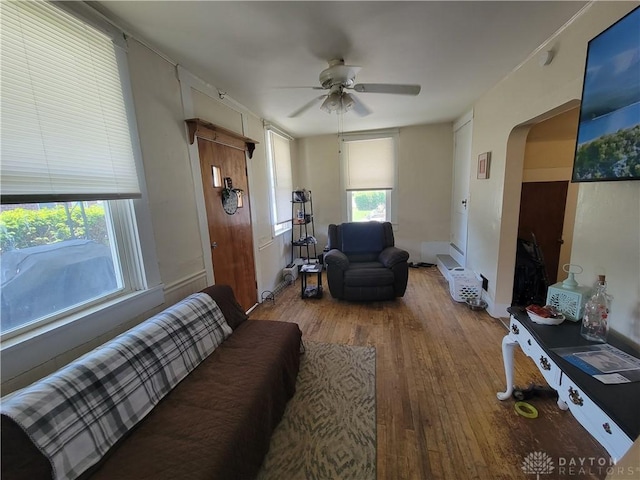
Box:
(557, 398), (569, 411)
(497, 335), (518, 401)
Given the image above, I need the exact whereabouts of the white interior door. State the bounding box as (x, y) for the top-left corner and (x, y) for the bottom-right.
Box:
(451, 118), (472, 266)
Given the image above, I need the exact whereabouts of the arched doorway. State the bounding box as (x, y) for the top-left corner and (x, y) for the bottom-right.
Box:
(497, 101), (581, 308)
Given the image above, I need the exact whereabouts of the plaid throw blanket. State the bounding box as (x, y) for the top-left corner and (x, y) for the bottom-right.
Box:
(1, 292), (232, 480)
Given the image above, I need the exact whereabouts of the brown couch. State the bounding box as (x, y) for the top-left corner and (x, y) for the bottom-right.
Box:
(1, 285), (302, 480)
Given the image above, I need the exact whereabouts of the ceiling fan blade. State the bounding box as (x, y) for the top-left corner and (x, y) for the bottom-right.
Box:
(350, 93), (372, 117)
(272, 86), (325, 90)
(353, 83), (421, 95)
(288, 95), (326, 118)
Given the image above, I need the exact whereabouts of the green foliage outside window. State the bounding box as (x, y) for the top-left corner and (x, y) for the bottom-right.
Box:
(354, 191), (385, 211)
(0, 204), (108, 252)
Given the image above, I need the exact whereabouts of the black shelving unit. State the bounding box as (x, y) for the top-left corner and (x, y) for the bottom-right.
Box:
(291, 190), (317, 265)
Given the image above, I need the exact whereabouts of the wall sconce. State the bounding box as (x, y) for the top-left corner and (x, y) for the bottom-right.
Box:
(212, 166), (222, 187)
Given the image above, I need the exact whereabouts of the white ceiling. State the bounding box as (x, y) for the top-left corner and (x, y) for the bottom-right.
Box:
(95, 1), (588, 138)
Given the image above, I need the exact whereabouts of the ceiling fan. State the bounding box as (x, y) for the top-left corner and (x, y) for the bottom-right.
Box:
(288, 59), (421, 118)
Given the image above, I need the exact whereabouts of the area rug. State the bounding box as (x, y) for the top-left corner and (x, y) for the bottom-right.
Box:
(257, 341), (376, 480)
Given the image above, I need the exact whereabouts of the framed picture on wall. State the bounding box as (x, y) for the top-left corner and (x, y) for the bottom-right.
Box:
(477, 152), (491, 179)
(571, 6), (640, 182)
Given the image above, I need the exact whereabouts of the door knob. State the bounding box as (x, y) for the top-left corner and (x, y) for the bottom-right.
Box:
(211, 242), (218, 249)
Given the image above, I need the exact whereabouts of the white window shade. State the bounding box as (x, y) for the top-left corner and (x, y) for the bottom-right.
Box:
(344, 137), (395, 190)
(270, 131), (293, 225)
(0, 1), (140, 203)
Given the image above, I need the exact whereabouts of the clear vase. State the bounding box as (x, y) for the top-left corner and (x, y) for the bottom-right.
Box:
(580, 275), (610, 343)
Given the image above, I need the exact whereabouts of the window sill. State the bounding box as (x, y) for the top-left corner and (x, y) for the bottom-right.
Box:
(1, 285), (164, 382)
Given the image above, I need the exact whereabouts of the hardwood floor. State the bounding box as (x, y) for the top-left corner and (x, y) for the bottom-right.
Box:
(251, 267), (610, 479)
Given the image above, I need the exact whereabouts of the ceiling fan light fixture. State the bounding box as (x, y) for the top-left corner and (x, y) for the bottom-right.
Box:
(341, 92), (355, 113)
(320, 91), (342, 113)
(319, 96), (334, 113)
(290, 59), (422, 117)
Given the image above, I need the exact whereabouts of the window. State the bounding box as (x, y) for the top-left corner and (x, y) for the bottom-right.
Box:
(348, 190), (391, 222)
(0, 202), (122, 333)
(341, 134), (397, 223)
(266, 128), (294, 235)
(1, 2), (157, 338)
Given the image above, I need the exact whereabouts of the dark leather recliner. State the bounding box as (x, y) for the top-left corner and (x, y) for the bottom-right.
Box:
(324, 222), (409, 301)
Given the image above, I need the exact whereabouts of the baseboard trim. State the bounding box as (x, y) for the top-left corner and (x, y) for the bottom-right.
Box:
(436, 254), (461, 281)
(484, 295), (511, 320)
(259, 278), (292, 305)
(164, 270), (208, 298)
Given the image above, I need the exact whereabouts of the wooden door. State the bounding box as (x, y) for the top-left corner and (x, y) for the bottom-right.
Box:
(517, 181), (568, 283)
(198, 137), (257, 311)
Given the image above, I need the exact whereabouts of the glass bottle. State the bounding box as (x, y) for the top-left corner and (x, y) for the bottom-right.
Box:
(580, 275), (610, 343)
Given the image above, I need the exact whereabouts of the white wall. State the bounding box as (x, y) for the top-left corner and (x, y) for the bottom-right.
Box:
(571, 183), (640, 343)
(296, 134), (345, 249)
(467, 2), (639, 344)
(296, 123), (453, 261)
(129, 41), (207, 291)
(1, 38), (291, 392)
(397, 124), (454, 259)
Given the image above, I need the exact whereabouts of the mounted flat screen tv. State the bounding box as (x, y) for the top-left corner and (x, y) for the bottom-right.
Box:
(571, 6), (640, 182)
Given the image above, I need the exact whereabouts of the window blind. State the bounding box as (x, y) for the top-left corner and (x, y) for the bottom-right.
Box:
(269, 131), (293, 225)
(344, 137), (395, 190)
(0, 1), (141, 203)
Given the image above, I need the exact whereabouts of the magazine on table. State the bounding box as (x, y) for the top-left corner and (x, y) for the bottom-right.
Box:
(551, 344), (640, 384)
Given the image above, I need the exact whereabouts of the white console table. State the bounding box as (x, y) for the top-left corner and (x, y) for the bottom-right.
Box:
(497, 308), (639, 460)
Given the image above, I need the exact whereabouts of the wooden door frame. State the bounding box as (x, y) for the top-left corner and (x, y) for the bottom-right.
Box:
(450, 111), (473, 267)
(178, 67), (264, 310)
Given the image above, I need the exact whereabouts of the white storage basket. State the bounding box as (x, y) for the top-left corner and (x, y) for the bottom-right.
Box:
(448, 268), (482, 302)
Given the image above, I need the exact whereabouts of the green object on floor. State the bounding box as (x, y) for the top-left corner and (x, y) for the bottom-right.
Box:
(514, 401), (538, 419)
